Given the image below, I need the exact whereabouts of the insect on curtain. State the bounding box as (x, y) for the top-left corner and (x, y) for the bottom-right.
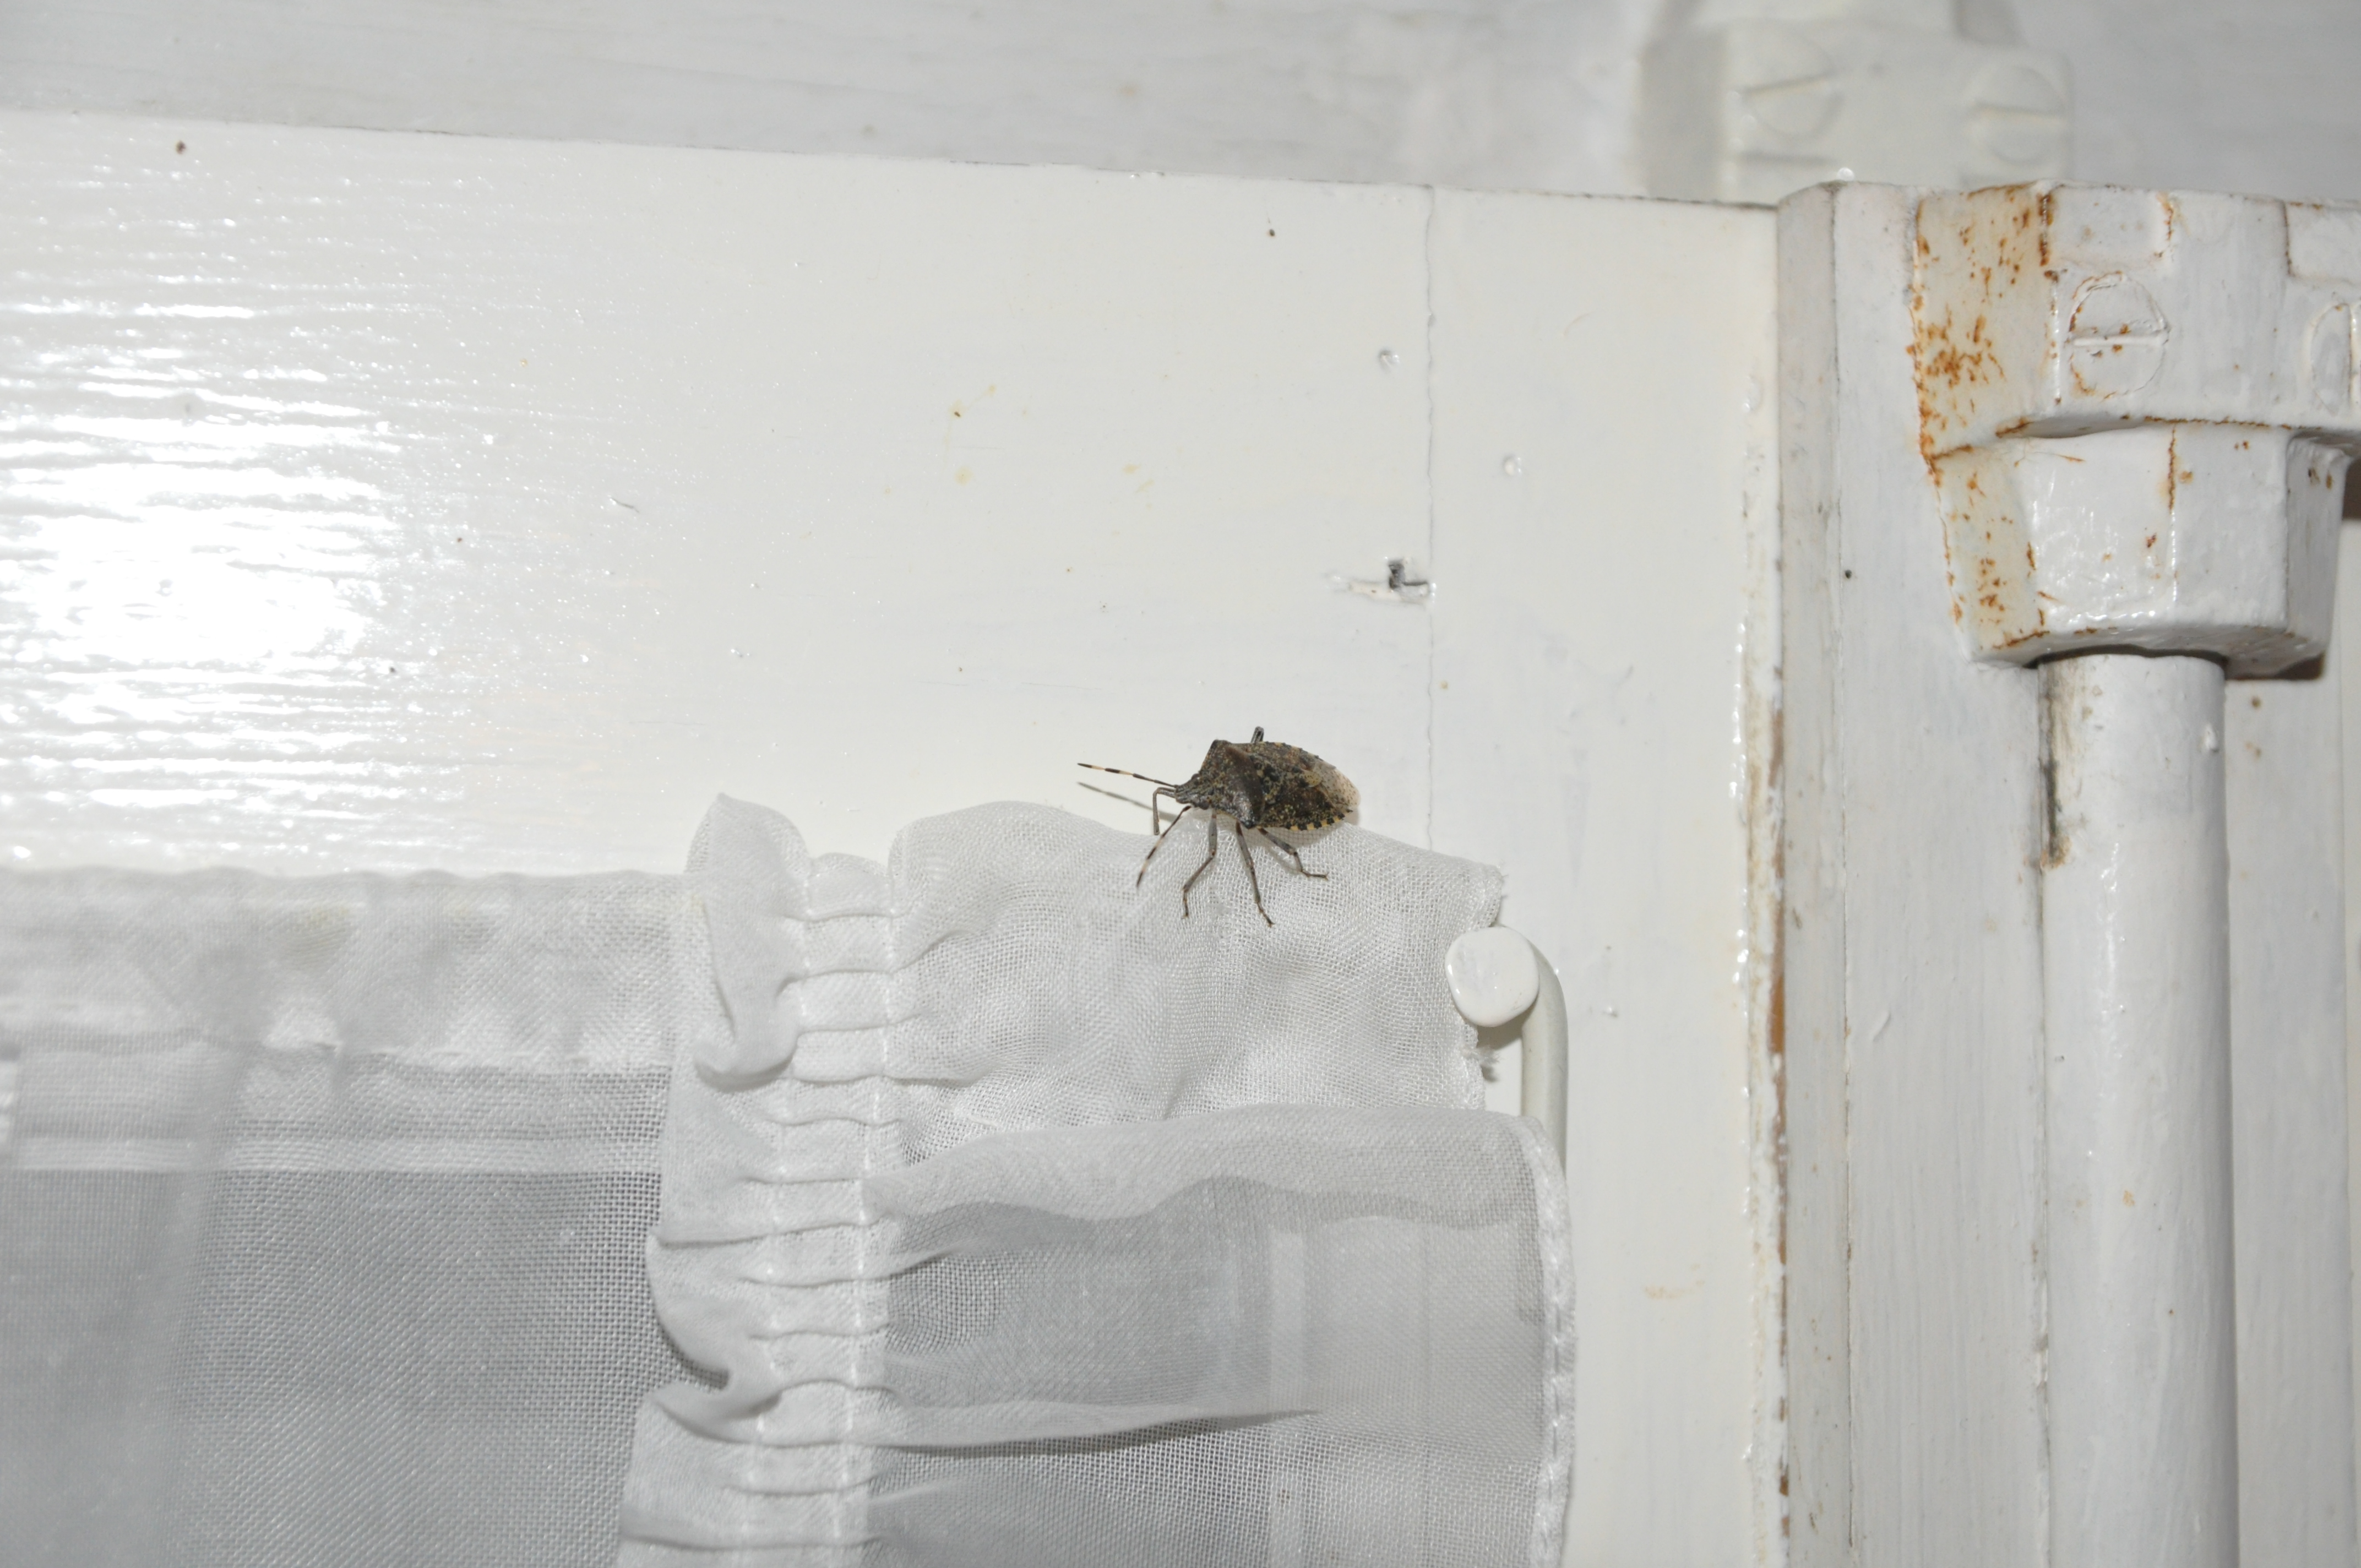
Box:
(1079, 725), (1358, 924)
(0, 793), (1573, 1568)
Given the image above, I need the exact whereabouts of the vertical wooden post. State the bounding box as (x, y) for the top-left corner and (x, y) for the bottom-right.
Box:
(1783, 176), (2358, 1565)
(1779, 181), (2052, 1568)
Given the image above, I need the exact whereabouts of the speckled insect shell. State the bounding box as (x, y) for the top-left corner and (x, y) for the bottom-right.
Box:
(1076, 727), (1354, 924)
(1177, 734), (1359, 830)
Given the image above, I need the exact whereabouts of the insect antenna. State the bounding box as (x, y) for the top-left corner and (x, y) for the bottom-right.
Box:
(1079, 761), (1186, 834)
(1076, 763), (1177, 788)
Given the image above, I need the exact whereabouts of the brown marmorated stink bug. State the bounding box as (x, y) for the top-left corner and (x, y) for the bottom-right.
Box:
(1079, 727), (1359, 925)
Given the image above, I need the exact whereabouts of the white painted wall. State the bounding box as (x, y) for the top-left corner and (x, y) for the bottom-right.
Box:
(0, 108), (1781, 1567)
(2020, 0), (2361, 204)
(0, 0), (1655, 195)
(6, 0), (2360, 206)
(1428, 189), (1781, 1566)
(1, 113), (1443, 874)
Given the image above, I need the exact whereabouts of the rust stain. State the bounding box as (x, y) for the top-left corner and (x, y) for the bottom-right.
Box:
(1916, 187), (2047, 469)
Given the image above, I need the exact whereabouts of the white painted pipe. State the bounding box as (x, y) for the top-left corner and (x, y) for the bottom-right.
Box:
(2040, 653), (2237, 1568)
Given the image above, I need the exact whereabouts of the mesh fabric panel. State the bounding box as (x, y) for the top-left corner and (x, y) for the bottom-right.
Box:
(0, 799), (1574, 1568)
(864, 1105), (1573, 1568)
(0, 867), (711, 1567)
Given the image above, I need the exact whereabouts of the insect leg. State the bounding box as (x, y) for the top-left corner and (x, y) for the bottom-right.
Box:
(1179, 810), (1221, 918)
(1254, 827), (1328, 880)
(1135, 805), (1192, 886)
(1234, 817), (1274, 926)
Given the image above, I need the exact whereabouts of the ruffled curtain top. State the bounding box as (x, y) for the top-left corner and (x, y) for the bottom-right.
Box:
(621, 799), (1570, 1568)
(0, 797), (1570, 1568)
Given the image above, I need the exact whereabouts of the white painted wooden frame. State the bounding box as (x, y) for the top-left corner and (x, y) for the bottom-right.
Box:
(1780, 179), (2357, 1568)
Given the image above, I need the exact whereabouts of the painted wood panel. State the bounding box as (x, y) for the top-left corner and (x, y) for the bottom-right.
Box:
(0, 110), (1438, 874)
(1428, 189), (1780, 1568)
(0, 108), (1783, 1562)
(2341, 521), (2361, 1565)
(2228, 655), (2357, 1568)
(1778, 182), (2051, 1568)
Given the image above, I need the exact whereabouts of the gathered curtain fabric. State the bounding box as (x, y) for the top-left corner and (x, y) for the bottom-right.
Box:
(0, 798), (1572, 1568)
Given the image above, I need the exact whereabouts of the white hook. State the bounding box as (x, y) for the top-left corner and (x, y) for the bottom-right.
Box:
(1443, 926), (1567, 1164)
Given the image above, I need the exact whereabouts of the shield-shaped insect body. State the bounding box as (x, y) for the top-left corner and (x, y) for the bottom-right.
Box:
(1080, 727), (1358, 925)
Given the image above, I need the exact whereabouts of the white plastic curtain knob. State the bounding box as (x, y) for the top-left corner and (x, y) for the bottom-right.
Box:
(1444, 926), (1542, 1027)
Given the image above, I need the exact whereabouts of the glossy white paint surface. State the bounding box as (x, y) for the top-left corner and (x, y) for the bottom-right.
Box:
(0, 111), (1782, 1565)
(2227, 652), (2355, 1568)
(1780, 182), (2052, 1568)
(1913, 184), (2361, 678)
(1915, 179), (2361, 1566)
(1912, 181), (2361, 1568)
(2042, 654), (2237, 1568)
(1788, 176), (2359, 1568)
(2344, 524), (2361, 1562)
(1427, 188), (1782, 1568)
(0, 111), (1444, 874)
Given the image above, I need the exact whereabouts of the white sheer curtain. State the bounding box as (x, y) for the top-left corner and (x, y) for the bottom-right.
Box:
(0, 797), (1571, 1567)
